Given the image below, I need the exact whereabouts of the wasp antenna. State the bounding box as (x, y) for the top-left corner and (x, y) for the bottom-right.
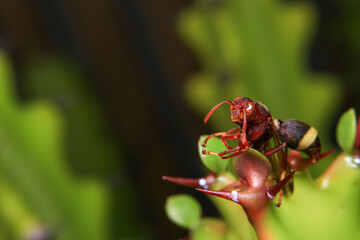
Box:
(266, 170), (296, 199)
(204, 100), (233, 123)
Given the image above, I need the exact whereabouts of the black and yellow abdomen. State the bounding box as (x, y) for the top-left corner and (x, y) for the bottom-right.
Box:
(273, 119), (321, 158)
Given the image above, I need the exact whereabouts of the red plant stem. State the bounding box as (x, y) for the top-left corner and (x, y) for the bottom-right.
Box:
(247, 209), (271, 240)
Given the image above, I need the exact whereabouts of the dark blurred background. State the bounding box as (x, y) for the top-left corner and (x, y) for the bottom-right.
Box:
(0, 0), (359, 239)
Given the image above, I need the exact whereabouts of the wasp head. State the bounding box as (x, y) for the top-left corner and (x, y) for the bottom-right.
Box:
(230, 97), (256, 124)
(204, 97), (257, 124)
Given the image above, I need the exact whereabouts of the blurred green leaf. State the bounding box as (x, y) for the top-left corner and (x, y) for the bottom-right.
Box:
(336, 108), (357, 155)
(191, 218), (238, 240)
(267, 153), (360, 240)
(22, 54), (120, 176)
(0, 177), (40, 240)
(165, 194), (202, 229)
(21, 54), (144, 238)
(198, 135), (232, 174)
(0, 51), (109, 239)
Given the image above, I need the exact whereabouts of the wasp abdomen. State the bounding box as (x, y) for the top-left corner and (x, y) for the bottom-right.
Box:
(273, 119), (321, 157)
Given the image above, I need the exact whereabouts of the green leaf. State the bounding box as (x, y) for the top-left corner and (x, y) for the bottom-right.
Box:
(0, 51), (109, 239)
(336, 108), (357, 155)
(267, 154), (360, 240)
(165, 194), (202, 229)
(198, 135), (232, 174)
(22, 55), (120, 175)
(191, 218), (235, 240)
(0, 177), (39, 239)
(22, 54), (144, 238)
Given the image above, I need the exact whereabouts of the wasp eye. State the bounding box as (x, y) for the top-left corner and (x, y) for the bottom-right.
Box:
(245, 102), (255, 117)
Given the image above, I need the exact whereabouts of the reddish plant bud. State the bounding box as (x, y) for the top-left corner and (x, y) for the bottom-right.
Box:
(233, 149), (272, 188)
(197, 169), (295, 240)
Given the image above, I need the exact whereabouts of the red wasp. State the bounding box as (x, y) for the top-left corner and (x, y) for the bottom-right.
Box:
(202, 97), (280, 159)
(202, 97), (334, 198)
(202, 97), (334, 168)
(202, 97), (287, 191)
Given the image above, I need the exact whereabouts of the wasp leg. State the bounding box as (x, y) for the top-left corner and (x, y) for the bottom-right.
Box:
(220, 134), (238, 149)
(202, 140), (248, 159)
(217, 109), (250, 159)
(267, 145), (289, 207)
(275, 170), (287, 207)
(263, 142), (287, 157)
(202, 131), (230, 147)
(219, 145), (249, 159)
(202, 109), (250, 159)
(202, 127), (241, 148)
(217, 130), (242, 149)
(202, 131), (242, 156)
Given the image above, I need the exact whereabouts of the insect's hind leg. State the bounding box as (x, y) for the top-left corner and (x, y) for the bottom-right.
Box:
(263, 142), (287, 157)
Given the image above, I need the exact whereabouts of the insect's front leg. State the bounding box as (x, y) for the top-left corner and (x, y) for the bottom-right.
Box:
(218, 143), (249, 159)
(202, 127), (241, 149)
(217, 131), (251, 159)
(202, 131), (243, 158)
(202, 143), (249, 159)
(216, 109), (250, 159)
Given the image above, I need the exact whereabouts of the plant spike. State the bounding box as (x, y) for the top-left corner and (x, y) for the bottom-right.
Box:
(266, 170), (296, 199)
(196, 188), (242, 204)
(162, 173), (216, 189)
(287, 149), (336, 171)
(355, 116), (360, 150)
